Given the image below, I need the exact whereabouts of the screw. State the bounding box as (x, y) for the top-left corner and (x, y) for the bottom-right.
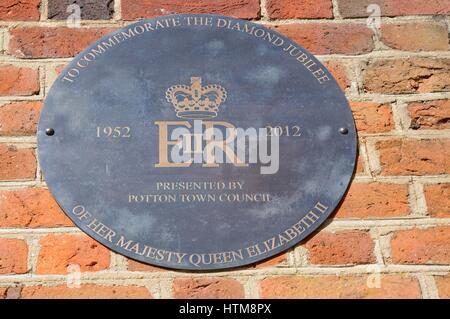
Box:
(339, 127), (349, 135)
(45, 128), (55, 136)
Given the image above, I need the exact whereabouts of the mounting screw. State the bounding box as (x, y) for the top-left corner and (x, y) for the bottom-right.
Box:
(339, 127), (349, 135)
(45, 128), (55, 136)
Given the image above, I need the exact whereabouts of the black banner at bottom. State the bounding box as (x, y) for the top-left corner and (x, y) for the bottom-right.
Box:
(0, 299), (446, 318)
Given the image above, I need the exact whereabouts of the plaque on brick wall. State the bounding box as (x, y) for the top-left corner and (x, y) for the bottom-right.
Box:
(37, 14), (357, 270)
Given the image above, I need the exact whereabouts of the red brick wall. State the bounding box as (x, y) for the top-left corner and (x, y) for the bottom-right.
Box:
(0, 0), (449, 299)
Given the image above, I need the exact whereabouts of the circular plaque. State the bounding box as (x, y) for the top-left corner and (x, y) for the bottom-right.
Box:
(38, 14), (357, 270)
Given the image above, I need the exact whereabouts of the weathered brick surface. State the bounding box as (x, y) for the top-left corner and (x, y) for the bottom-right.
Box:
(380, 23), (449, 52)
(8, 27), (115, 58)
(255, 253), (288, 268)
(0, 144), (36, 181)
(0, 0), (40, 21)
(37, 234), (110, 274)
(364, 58), (450, 94)
(55, 64), (66, 75)
(0, 65), (39, 96)
(260, 275), (421, 298)
(266, 0), (333, 19)
(0, 238), (28, 274)
(408, 100), (450, 130)
(435, 275), (450, 298)
(127, 259), (166, 272)
(304, 230), (375, 265)
(337, 0), (450, 18)
(424, 184), (450, 218)
(0, 101), (42, 136)
(0, 188), (73, 228)
(355, 154), (364, 174)
(0, 287), (7, 299)
(391, 227), (450, 265)
(337, 0), (383, 18)
(4, 286), (21, 299)
(173, 277), (245, 299)
(22, 284), (152, 299)
(122, 0), (260, 20)
(324, 61), (349, 91)
(350, 102), (394, 133)
(384, 1), (450, 17)
(272, 23), (374, 55)
(48, 0), (114, 20)
(376, 139), (450, 176)
(336, 183), (409, 218)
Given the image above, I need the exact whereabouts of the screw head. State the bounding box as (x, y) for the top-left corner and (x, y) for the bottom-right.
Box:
(45, 128), (55, 136)
(339, 127), (349, 135)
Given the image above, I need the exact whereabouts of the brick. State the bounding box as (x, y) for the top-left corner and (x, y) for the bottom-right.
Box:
(48, 0), (114, 20)
(356, 153), (364, 174)
(409, 100), (450, 130)
(255, 252), (288, 268)
(173, 277), (244, 299)
(260, 275), (421, 298)
(323, 61), (349, 91)
(337, 0), (383, 17)
(272, 23), (374, 55)
(304, 230), (375, 265)
(0, 188), (73, 228)
(337, 0), (383, 18)
(122, 0), (260, 20)
(336, 183), (409, 219)
(376, 139), (450, 176)
(0, 0), (40, 21)
(435, 275), (450, 298)
(0, 238), (28, 274)
(0, 101), (42, 136)
(266, 0), (333, 19)
(381, 23), (449, 52)
(8, 27), (115, 58)
(384, 0), (450, 16)
(37, 234), (110, 274)
(350, 102), (394, 133)
(382, 0), (450, 16)
(391, 227), (450, 264)
(127, 259), (166, 272)
(55, 64), (66, 75)
(22, 284), (152, 299)
(0, 65), (39, 96)
(237, 252), (288, 269)
(364, 58), (450, 94)
(128, 250), (287, 273)
(0, 144), (36, 181)
(4, 286), (21, 299)
(337, 0), (450, 18)
(424, 184), (450, 218)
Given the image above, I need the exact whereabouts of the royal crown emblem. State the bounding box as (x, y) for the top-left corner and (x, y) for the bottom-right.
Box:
(165, 77), (227, 119)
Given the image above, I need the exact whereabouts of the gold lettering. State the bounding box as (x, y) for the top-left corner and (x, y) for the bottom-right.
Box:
(116, 236), (133, 250)
(202, 121), (247, 168)
(87, 218), (116, 242)
(304, 210), (320, 224)
(314, 201), (328, 214)
(154, 121), (192, 167)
